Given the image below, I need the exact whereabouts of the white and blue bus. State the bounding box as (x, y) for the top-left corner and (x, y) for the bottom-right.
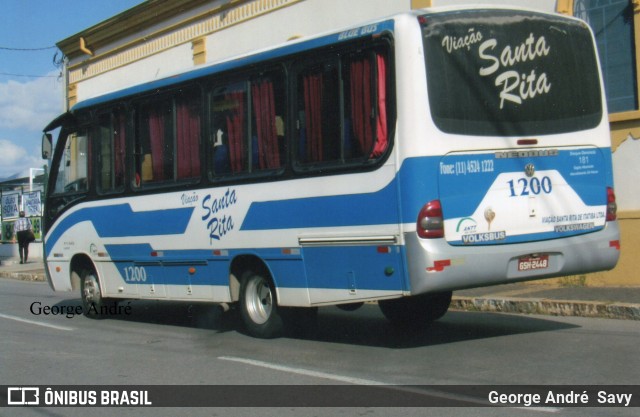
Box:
(42, 6), (620, 338)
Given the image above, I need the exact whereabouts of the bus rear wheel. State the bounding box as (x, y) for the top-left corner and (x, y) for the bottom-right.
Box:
(379, 291), (452, 326)
(239, 271), (284, 338)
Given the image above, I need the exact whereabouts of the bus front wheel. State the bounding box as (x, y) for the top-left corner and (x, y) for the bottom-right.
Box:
(80, 269), (112, 319)
(379, 291), (452, 326)
(239, 271), (284, 338)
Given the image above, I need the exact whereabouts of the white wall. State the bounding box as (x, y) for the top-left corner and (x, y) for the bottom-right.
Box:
(76, 44), (193, 102)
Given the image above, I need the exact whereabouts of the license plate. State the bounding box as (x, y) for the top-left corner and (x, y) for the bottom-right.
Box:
(518, 255), (549, 271)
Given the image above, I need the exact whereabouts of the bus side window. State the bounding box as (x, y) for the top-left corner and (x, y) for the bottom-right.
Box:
(51, 130), (90, 195)
(296, 61), (341, 165)
(176, 89), (202, 180)
(97, 109), (126, 194)
(294, 45), (391, 169)
(209, 82), (248, 177)
(250, 71), (286, 171)
(135, 98), (175, 184)
(344, 49), (390, 160)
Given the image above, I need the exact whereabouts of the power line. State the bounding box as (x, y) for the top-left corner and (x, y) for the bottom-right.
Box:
(0, 45), (57, 52)
(0, 72), (59, 79)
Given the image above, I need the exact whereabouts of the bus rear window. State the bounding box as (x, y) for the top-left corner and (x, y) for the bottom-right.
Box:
(421, 10), (603, 136)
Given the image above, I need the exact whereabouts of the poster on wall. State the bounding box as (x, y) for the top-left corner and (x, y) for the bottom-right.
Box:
(1, 193), (20, 219)
(30, 217), (42, 241)
(23, 191), (42, 217)
(2, 221), (14, 242)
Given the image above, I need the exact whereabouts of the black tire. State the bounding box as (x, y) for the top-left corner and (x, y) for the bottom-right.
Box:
(336, 302), (364, 312)
(379, 291), (452, 326)
(239, 271), (284, 338)
(80, 269), (113, 319)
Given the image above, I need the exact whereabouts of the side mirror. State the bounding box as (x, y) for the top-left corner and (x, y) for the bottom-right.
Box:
(42, 133), (52, 159)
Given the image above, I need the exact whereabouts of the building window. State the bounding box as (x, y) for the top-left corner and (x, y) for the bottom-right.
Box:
(574, 0), (638, 113)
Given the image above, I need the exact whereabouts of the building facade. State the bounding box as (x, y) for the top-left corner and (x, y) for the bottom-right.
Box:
(55, 0), (639, 285)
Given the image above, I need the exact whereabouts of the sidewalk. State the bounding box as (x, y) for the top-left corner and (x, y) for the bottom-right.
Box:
(1, 258), (638, 320)
(0, 258), (45, 281)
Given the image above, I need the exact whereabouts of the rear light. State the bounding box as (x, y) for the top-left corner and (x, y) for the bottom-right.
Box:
(517, 138), (538, 146)
(606, 187), (617, 221)
(417, 200), (444, 239)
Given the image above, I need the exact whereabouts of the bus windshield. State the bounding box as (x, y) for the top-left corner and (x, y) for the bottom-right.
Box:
(421, 10), (603, 136)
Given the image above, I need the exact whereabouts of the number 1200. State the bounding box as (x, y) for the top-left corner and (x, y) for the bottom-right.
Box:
(123, 266), (147, 282)
(507, 177), (552, 197)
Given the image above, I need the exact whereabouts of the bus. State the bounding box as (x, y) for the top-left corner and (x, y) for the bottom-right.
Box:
(42, 6), (620, 338)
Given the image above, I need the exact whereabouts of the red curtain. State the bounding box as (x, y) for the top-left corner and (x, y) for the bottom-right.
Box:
(176, 98), (201, 179)
(350, 53), (388, 159)
(372, 53), (388, 158)
(350, 58), (373, 157)
(148, 104), (165, 181)
(226, 91), (246, 173)
(252, 80), (280, 170)
(114, 112), (126, 187)
(303, 73), (323, 162)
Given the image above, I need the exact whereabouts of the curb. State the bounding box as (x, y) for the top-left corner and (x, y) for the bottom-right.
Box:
(0, 271), (45, 282)
(451, 296), (640, 321)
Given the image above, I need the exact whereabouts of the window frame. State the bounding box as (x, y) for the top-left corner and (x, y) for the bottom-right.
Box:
(206, 65), (288, 184)
(131, 85), (204, 191)
(94, 105), (129, 196)
(290, 39), (395, 175)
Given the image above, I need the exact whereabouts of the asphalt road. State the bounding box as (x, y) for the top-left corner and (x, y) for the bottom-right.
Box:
(1, 278), (638, 417)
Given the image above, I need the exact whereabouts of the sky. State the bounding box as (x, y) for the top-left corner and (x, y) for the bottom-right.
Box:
(0, 0), (145, 180)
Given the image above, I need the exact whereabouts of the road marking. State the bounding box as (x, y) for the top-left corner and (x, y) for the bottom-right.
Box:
(218, 356), (560, 412)
(219, 355), (385, 385)
(0, 313), (74, 331)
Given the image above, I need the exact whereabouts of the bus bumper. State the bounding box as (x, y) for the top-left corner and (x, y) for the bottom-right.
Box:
(404, 222), (621, 295)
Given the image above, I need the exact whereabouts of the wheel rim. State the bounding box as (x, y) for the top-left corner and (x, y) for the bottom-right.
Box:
(244, 276), (273, 325)
(83, 274), (101, 307)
